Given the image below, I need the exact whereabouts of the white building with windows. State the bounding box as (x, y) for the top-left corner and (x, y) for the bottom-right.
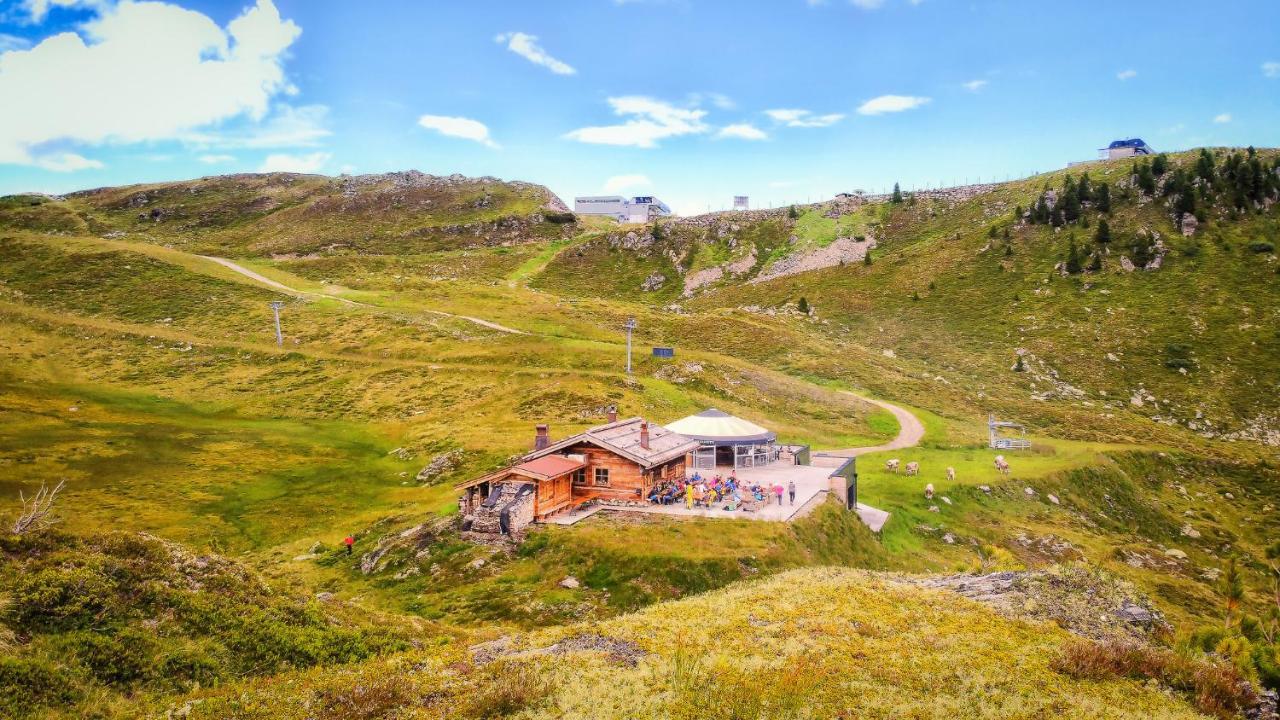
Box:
(574, 195), (672, 223)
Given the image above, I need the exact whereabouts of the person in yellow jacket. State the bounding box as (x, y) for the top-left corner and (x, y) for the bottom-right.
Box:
(685, 483), (695, 510)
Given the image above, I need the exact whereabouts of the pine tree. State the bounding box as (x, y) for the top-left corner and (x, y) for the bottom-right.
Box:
(797, 297), (810, 314)
(1013, 355), (1026, 372)
(1004, 242), (1013, 257)
(651, 221), (664, 241)
(1065, 235), (1083, 274)
(1094, 218), (1111, 244)
(1131, 235), (1153, 268)
(787, 204), (799, 220)
(1062, 187), (1082, 223)
(1087, 252), (1102, 273)
(1151, 153), (1169, 176)
(891, 182), (903, 204)
(1050, 204), (1065, 228)
(1096, 183), (1112, 213)
(1196, 148), (1216, 185)
(864, 252), (872, 266)
(988, 225), (998, 238)
(1078, 172), (1093, 203)
(1137, 162), (1156, 195)
(1221, 557), (1245, 628)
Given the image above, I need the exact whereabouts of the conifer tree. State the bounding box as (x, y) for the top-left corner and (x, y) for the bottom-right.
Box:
(1096, 183), (1111, 213)
(1087, 252), (1102, 273)
(891, 182), (903, 204)
(1077, 172), (1093, 203)
(797, 297), (810, 314)
(787, 204), (799, 220)
(1131, 235), (1153, 268)
(864, 252), (872, 266)
(1196, 148), (1216, 185)
(1065, 235), (1082, 274)
(1151, 153), (1168, 176)
(1094, 218), (1111, 244)
(1013, 355), (1025, 372)
(1062, 187), (1082, 223)
(1137, 162), (1156, 195)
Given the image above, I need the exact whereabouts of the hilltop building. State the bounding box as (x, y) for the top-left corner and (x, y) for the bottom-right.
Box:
(574, 195), (672, 223)
(1099, 138), (1153, 160)
(733, 196), (749, 210)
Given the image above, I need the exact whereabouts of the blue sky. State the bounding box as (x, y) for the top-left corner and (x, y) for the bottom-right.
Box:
(1, 0), (1278, 214)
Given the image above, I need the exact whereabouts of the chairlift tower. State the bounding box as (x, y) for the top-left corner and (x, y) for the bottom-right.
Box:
(269, 300), (285, 346)
(623, 317), (637, 374)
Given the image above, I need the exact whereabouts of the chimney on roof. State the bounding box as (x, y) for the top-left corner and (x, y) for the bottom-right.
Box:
(639, 421), (650, 450)
(607, 406), (618, 423)
(534, 424), (550, 451)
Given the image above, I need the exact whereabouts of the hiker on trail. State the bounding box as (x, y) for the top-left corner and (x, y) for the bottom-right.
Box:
(343, 536), (354, 555)
(773, 484), (784, 506)
(788, 481), (796, 506)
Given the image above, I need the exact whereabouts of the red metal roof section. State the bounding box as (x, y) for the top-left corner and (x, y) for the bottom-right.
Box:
(515, 455), (584, 478)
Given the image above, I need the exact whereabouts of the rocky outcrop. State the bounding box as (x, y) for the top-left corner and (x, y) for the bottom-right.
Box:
(416, 449), (464, 484)
(640, 272), (666, 292)
(682, 247), (757, 296)
(750, 235), (876, 284)
(906, 566), (1165, 641)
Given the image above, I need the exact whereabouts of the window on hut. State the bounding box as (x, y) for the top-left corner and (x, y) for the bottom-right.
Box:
(572, 468), (586, 485)
(594, 468), (610, 486)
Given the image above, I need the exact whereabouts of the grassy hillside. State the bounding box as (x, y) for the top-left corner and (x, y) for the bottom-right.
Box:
(151, 567), (1244, 719)
(1, 151), (1278, 717)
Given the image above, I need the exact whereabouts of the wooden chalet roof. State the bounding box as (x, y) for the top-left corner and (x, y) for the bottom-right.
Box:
(525, 417), (698, 469)
(511, 455), (585, 480)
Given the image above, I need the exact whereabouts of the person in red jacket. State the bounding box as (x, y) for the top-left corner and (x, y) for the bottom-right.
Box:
(343, 535), (354, 555)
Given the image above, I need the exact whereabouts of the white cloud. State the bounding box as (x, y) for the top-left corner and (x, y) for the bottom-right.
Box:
(417, 114), (499, 148)
(198, 154), (236, 164)
(1116, 69), (1137, 81)
(1263, 61), (1280, 78)
(764, 108), (844, 128)
(603, 174), (651, 193)
(33, 152), (103, 172)
(0, 33), (31, 52)
(494, 31), (575, 75)
(962, 79), (988, 92)
(0, 0), (302, 170)
(259, 151), (329, 173)
(183, 104), (330, 150)
(1213, 113), (1232, 124)
(565, 96), (708, 148)
(716, 123), (767, 140)
(856, 95), (930, 115)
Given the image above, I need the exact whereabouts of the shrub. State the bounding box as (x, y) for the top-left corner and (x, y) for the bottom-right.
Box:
(1053, 640), (1254, 719)
(0, 656), (82, 718)
(1247, 240), (1275, 254)
(542, 211), (576, 224)
(460, 660), (554, 718)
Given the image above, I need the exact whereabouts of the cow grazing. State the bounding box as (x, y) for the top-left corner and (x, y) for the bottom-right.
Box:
(994, 455), (1010, 475)
(946, 466), (956, 482)
(905, 461), (920, 476)
(886, 459), (900, 473)
(924, 483), (935, 499)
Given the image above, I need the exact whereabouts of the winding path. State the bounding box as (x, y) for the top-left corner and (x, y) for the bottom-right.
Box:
(200, 255), (526, 335)
(826, 391), (926, 457)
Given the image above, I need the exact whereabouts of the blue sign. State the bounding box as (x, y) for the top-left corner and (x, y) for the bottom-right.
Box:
(652, 347), (675, 358)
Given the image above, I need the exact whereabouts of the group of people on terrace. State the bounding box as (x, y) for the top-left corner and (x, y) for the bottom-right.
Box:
(647, 472), (796, 512)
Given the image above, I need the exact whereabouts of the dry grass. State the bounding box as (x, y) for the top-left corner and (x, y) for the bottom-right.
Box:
(1053, 640), (1255, 719)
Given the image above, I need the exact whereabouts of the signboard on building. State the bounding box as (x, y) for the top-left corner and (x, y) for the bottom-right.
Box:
(733, 196), (749, 211)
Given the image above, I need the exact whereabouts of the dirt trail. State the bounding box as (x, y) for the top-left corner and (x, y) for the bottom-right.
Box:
(822, 390), (926, 457)
(199, 256), (526, 335)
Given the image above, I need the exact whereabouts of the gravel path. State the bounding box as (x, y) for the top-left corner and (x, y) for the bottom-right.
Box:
(821, 390), (926, 458)
(201, 255), (526, 335)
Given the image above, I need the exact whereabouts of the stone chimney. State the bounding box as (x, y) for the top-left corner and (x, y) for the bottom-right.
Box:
(534, 424), (550, 451)
(607, 406), (618, 424)
(639, 421), (650, 450)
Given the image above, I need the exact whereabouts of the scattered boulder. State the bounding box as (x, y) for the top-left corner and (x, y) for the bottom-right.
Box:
(416, 449), (464, 483)
(640, 272), (666, 292)
(1047, 494), (1060, 505)
(1024, 487), (1036, 497)
(559, 575), (580, 589)
(1165, 548), (1188, 560)
(1181, 524), (1201, 539)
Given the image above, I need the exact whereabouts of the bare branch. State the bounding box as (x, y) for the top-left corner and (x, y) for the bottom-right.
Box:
(11, 480), (65, 535)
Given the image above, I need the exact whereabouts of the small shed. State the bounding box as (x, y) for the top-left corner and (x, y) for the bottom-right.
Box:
(665, 408), (778, 469)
